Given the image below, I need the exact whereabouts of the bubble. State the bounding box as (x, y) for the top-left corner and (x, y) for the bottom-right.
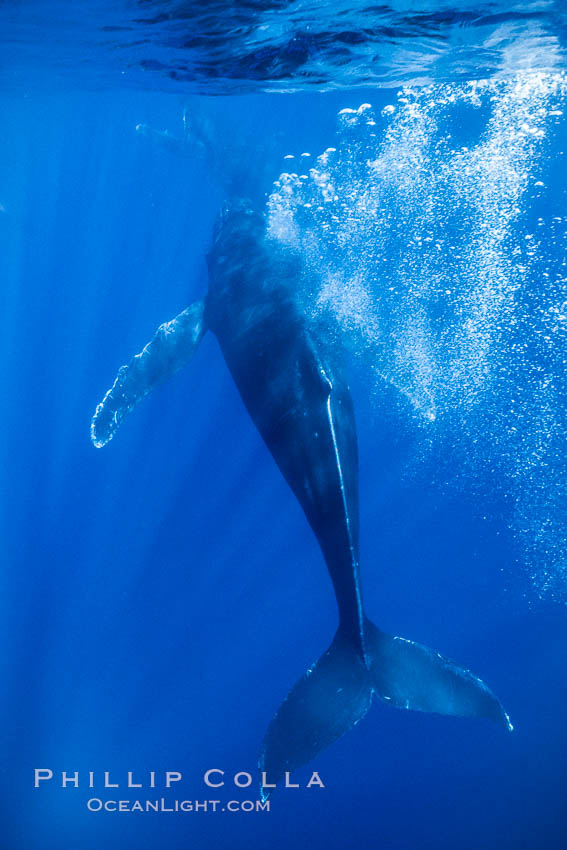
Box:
(267, 74), (567, 600)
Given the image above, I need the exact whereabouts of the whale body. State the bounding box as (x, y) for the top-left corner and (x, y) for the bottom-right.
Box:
(91, 200), (512, 796)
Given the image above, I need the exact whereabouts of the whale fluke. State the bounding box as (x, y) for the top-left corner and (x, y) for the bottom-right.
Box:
(91, 299), (207, 448)
(364, 619), (513, 730)
(259, 619), (511, 799)
(258, 629), (373, 800)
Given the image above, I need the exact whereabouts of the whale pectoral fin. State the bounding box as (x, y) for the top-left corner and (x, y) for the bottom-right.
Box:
(364, 620), (513, 730)
(91, 299), (207, 448)
(258, 630), (373, 800)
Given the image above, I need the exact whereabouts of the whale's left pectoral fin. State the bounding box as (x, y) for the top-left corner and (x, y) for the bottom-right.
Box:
(91, 299), (207, 448)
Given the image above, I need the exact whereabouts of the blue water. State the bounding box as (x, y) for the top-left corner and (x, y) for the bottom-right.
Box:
(1, 4), (567, 850)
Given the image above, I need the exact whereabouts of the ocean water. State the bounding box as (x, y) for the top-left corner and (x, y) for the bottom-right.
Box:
(1, 3), (567, 849)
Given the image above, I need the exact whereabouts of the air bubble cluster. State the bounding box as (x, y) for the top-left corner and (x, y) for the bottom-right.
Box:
(268, 73), (567, 601)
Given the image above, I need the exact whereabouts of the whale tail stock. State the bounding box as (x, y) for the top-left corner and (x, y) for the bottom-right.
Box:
(91, 299), (207, 448)
(258, 617), (512, 799)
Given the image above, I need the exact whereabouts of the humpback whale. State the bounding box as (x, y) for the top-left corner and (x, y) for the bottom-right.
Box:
(91, 200), (512, 796)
